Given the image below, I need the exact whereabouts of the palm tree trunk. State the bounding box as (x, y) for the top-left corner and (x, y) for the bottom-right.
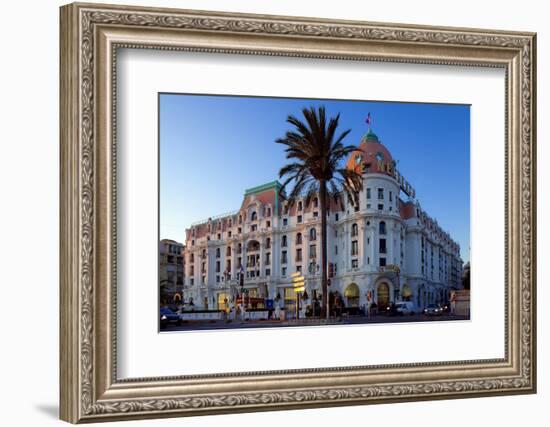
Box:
(319, 179), (329, 319)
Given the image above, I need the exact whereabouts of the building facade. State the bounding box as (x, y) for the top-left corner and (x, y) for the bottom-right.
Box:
(159, 239), (185, 304)
(181, 128), (463, 312)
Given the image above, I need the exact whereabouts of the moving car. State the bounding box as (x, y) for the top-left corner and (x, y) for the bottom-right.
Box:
(394, 301), (415, 315)
(160, 307), (182, 328)
(423, 303), (443, 316)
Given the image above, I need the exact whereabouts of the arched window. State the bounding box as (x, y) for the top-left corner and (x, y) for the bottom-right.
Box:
(379, 221), (386, 235)
(298, 201), (303, 211)
(309, 228), (317, 241)
(226, 246), (231, 256)
(351, 223), (358, 237)
(296, 232), (302, 245)
(251, 211), (257, 221)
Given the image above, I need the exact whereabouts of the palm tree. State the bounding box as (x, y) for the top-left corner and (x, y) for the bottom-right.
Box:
(276, 106), (363, 318)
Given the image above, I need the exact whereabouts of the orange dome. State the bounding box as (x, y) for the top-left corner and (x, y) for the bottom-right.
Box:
(346, 130), (395, 177)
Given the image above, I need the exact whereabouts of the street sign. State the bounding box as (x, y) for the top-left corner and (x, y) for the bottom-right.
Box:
(291, 272), (305, 292)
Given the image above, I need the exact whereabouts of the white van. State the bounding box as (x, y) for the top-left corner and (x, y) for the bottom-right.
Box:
(394, 301), (415, 315)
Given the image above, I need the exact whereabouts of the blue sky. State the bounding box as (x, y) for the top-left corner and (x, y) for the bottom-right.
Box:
(159, 94), (470, 262)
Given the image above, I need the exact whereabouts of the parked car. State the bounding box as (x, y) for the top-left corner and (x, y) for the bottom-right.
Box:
(394, 301), (415, 315)
(160, 307), (181, 328)
(423, 304), (443, 316)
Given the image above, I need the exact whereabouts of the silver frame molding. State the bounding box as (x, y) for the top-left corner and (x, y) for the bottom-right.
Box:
(60, 2), (537, 423)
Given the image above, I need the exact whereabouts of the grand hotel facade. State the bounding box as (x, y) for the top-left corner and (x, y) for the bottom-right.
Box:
(181, 128), (464, 313)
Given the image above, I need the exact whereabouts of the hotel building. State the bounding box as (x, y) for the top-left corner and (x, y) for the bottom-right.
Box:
(181, 128), (464, 312)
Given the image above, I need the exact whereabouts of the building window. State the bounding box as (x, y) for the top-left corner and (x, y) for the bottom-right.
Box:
(283, 218), (288, 226)
(351, 259), (358, 268)
(378, 188), (384, 200)
(296, 248), (302, 262)
(216, 248), (220, 258)
(296, 232), (302, 245)
(309, 244), (316, 258)
(351, 223), (358, 237)
(190, 265), (194, 275)
(237, 243), (242, 254)
(216, 275), (220, 283)
(282, 235), (287, 247)
(366, 188), (371, 199)
(238, 227), (242, 234)
(266, 207), (271, 217)
(379, 257), (386, 267)
(296, 265), (302, 273)
(190, 278), (194, 286)
(297, 215), (303, 223)
(216, 261), (220, 273)
(379, 238), (387, 254)
(282, 251), (287, 264)
(298, 201), (303, 211)
(282, 267), (287, 277)
(313, 197), (319, 208)
(266, 220), (271, 228)
(379, 221), (386, 235)
(265, 252), (271, 265)
(335, 213), (339, 221)
(251, 224), (257, 232)
(266, 268), (271, 277)
(389, 191), (393, 202)
(228, 231), (232, 238)
(201, 275), (206, 284)
(217, 233), (221, 240)
(226, 246), (231, 256)
(378, 204), (383, 211)
(351, 240), (358, 256)
(335, 245), (338, 255)
(309, 228), (317, 241)
(239, 215), (242, 224)
(266, 237), (271, 248)
(313, 211), (318, 218)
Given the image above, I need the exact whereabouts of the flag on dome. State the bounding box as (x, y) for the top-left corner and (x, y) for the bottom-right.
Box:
(365, 112), (372, 126)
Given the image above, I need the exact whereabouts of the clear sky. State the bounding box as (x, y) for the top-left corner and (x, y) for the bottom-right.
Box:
(160, 93), (470, 262)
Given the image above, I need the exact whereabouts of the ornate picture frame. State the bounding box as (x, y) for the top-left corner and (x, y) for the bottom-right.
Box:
(60, 2), (536, 423)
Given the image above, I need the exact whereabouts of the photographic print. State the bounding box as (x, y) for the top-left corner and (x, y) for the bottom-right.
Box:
(159, 94), (470, 331)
